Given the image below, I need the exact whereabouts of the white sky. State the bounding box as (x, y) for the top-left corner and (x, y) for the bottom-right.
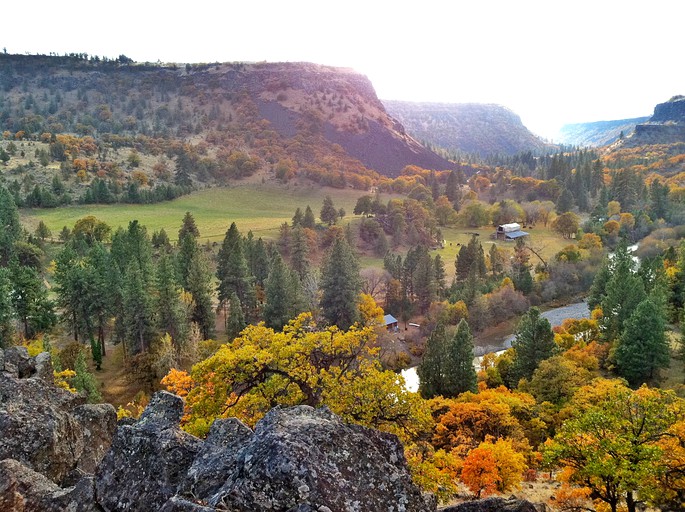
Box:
(4, 1), (684, 139)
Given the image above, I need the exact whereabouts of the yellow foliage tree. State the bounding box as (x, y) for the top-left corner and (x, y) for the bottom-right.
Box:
(165, 313), (431, 441)
(358, 293), (384, 327)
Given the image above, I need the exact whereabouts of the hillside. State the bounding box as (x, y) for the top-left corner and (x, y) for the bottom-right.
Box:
(624, 95), (685, 147)
(382, 100), (550, 156)
(556, 116), (649, 147)
(0, 54), (451, 199)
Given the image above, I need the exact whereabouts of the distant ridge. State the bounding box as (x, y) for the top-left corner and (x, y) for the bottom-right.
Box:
(556, 117), (649, 147)
(383, 100), (550, 156)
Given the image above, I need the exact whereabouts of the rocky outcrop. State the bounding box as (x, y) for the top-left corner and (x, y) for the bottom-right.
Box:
(98, 393), (433, 511)
(1, 349), (539, 512)
(440, 497), (540, 512)
(650, 96), (685, 124)
(0, 350), (116, 485)
(0, 459), (99, 512)
(95, 391), (202, 511)
(193, 406), (435, 511)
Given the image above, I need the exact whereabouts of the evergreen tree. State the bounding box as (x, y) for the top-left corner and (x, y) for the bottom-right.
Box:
(292, 207), (304, 227)
(156, 252), (189, 348)
(73, 351), (101, 402)
(0, 268), (14, 347)
(186, 249), (215, 340)
(556, 188), (574, 214)
(290, 226), (310, 280)
(0, 185), (21, 265)
(649, 178), (670, 221)
(587, 256), (611, 310)
(9, 261), (56, 339)
(247, 236), (271, 288)
(445, 170), (459, 202)
(178, 211), (200, 240)
(226, 291), (246, 340)
(177, 229), (198, 288)
(455, 235), (485, 281)
(413, 248), (436, 312)
(417, 321), (448, 399)
(615, 298), (669, 387)
(35, 221), (52, 242)
(600, 243), (646, 342)
(302, 205), (316, 229)
(443, 319), (477, 395)
(434, 254), (446, 298)
(216, 222), (255, 318)
(123, 260), (156, 354)
(509, 307), (555, 386)
(264, 251), (302, 330)
(320, 196), (338, 225)
(320, 237), (361, 329)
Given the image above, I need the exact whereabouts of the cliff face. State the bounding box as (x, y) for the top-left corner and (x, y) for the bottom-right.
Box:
(621, 96), (685, 147)
(0, 55), (451, 177)
(650, 96), (685, 123)
(383, 101), (550, 156)
(556, 117), (649, 147)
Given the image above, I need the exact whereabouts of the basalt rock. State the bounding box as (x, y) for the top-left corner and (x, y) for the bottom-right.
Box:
(0, 458), (100, 512)
(195, 406), (434, 512)
(94, 391), (203, 511)
(0, 351), (116, 485)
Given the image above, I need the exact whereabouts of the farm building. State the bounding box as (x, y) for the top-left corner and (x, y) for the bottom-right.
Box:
(384, 314), (399, 332)
(495, 223), (529, 241)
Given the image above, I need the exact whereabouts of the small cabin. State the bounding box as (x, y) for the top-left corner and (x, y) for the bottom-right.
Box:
(384, 314), (399, 332)
(496, 223), (529, 241)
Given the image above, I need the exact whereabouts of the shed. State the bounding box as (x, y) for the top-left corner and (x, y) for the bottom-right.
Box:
(384, 314), (399, 331)
(496, 223), (528, 241)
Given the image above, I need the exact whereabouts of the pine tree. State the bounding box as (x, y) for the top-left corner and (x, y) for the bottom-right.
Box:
(587, 256), (611, 310)
(600, 243), (646, 342)
(9, 262), (55, 339)
(177, 227), (199, 288)
(186, 249), (215, 340)
(434, 254), (446, 298)
(264, 251), (302, 330)
(290, 226), (310, 280)
(413, 248), (436, 313)
(445, 170), (459, 202)
(123, 260), (156, 354)
(156, 252), (189, 348)
(509, 307), (555, 386)
(302, 205), (316, 229)
(217, 222), (255, 318)
(226, 291), (246, 340)
(417, 321), (448, 399)
(443, 319), (477, 395)
(616, 298), (669, 387)
(292, 207), (304, 227)
(320, 237), (361, 329)
(0, 268), (14, 347)
(0, 185), (21, 265)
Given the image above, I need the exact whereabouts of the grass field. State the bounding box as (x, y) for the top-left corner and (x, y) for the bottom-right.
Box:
(20, 181), (372, 243)
(432, 225), (571, 281)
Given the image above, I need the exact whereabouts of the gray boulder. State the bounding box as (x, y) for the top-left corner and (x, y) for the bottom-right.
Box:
(0, 368), (116, 485)
(179, 417), (253, 499)
(202, 406), (433, 512)
(95, 391), (202, 511)
(3, 346), (34, 378)
(0, 458), (100, 512)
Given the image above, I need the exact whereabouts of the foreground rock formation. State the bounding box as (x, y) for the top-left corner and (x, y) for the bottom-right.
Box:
(0, 348), (541, 511)
(0, 347), (433, 511)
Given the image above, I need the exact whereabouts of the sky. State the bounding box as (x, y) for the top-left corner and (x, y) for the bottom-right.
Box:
(4, 1), (684, 139)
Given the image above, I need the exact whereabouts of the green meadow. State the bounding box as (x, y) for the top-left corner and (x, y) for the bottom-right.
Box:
(20, 182), (370, 242)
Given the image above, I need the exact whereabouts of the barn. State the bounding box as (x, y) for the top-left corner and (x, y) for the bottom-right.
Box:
(496, 223), (529, 241)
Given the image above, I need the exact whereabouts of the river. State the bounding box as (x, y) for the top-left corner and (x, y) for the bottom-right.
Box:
(400, 300), (591, 393)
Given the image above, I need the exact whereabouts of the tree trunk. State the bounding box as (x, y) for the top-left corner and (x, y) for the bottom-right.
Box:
(626, 492), (636, 512)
